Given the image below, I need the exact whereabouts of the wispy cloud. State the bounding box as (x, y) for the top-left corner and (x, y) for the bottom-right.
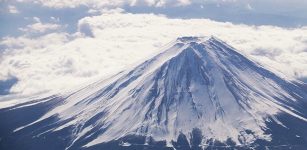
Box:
(246, 3), (253, 10)
(15, 0), (214, 8)
(18, 17), (62, 34)
(8, 5), (19, 14)
(19, 23), (61, 33)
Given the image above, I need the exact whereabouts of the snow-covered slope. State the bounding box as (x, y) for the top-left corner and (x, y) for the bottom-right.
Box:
(1, 36), (307, 150)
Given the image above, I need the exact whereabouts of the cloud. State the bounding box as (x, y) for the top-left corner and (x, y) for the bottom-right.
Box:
(177, 0), (191, 6)
(16, 0), (197, 8)
(33, 17), (41, 22)
(1, 32), (70, 49)
(18, 17), (62, 34)
(17, 0), (303, 9)
(1, 12), (307, 96)
(19, 22), (61, 33)
(15, 0), (139, 8)
(13, 0), (307, 27)
(8, 5), (19, 14)
(50, 16), (60, 22)
(246, 3), (253, 10)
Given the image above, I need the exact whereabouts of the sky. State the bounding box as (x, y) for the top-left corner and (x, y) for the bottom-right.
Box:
(0, 0), (307, 96)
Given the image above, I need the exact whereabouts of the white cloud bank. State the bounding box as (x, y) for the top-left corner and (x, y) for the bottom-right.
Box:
(1, 12), (307, 96)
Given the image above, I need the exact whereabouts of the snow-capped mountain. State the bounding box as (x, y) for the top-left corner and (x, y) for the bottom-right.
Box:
(1, 36), (307, 150)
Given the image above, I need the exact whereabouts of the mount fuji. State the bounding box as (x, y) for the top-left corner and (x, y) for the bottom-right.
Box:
(1, 36), (307, 150)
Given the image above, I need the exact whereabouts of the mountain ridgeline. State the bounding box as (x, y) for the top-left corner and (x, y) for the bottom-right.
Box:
(1, 36), (307, 150)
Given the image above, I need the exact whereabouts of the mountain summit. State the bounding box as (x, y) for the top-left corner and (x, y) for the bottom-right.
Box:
(1, 36), (307, 150)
